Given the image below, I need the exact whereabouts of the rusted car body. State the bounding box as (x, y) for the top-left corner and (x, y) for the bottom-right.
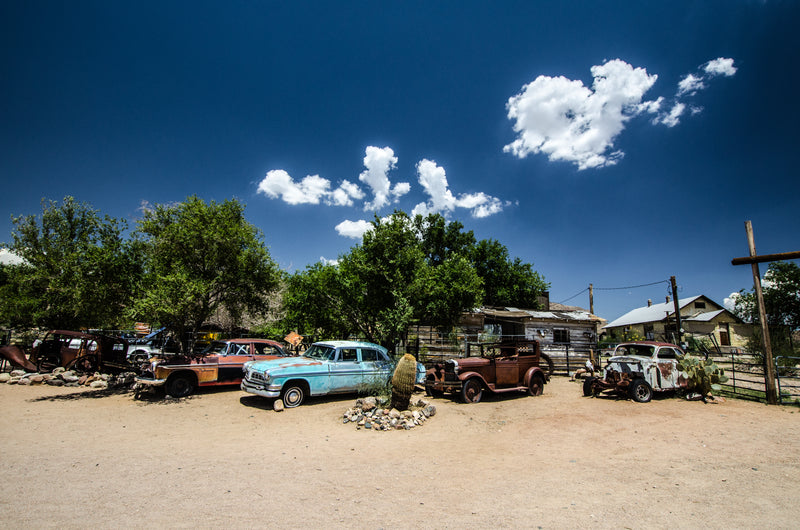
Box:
(425, 340), (548, 403)
(136, 338), (288, 397)
(29, 330), (130, 373)
(0, 344), (38, 372)
(584, 341), (688, 402)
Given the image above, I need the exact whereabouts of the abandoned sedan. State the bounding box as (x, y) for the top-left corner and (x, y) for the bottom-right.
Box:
(583, 341), (687, 403)
(424, 340), (548, 403)
(241, 340), (425, 408)
(136, 338), (288, 397)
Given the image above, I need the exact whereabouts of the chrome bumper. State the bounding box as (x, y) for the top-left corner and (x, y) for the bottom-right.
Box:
(241, 378), (280, 398)
(134, 376), (166, 387)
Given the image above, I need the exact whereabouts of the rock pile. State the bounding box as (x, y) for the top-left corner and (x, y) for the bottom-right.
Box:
(0, 368), (137, 390)
(342, 396), (436, 431)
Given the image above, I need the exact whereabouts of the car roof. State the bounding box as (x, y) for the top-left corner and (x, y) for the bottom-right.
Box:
(222, 338), (282, 345)
(313, 340), (385, 350)
(616, 341), (680, 348)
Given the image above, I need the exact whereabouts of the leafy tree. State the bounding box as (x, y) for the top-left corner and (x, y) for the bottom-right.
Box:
(1, 197), (139, 330)
(470, 239), (548, 308)
(733, 261), (800, 357)
(132, 196), (281, 348)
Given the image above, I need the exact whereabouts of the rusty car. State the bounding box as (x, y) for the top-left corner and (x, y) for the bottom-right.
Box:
(29, 330), (131, 373)
(241, 340), (426, 408)
(424, 339), (548, 403)
(136, 338), (289, 397)
(583, 341), (688, 402)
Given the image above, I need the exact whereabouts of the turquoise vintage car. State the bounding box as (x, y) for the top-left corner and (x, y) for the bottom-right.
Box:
(241, 340), (425, 407)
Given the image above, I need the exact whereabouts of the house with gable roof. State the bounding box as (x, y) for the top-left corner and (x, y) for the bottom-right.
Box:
(601, 295), (752, 352)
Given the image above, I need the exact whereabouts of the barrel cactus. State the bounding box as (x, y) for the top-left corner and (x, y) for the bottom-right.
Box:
(390, 354), (417, 411)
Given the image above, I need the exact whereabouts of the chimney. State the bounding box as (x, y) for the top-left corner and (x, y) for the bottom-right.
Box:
(666, 295), (671, 303)
(647, 299), (652, 307)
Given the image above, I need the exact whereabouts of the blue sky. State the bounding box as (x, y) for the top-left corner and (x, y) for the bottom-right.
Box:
(2, 1), (799, 322)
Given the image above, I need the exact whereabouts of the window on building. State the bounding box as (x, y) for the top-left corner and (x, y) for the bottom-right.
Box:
(553, 329), (570, 344)
(695, 301), (706, 309)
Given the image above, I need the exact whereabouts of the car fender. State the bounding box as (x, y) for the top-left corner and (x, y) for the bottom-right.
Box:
(457, 371), (488, 387)
(524, 366), (546, 387)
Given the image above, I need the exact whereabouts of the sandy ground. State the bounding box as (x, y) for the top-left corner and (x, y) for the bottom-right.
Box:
(1, 377), (798, 529)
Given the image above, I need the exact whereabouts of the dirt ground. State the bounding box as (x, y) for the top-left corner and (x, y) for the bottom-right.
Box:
(1, 377), (798, 529)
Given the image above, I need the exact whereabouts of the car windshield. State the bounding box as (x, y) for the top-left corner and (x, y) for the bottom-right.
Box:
(304, 344), (337, 360)
(201, 341), (229, 355)
(617, 344), (655, 357)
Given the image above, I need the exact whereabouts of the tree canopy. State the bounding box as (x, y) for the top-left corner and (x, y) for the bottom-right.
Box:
(131, 196), (282, 346)
(283, 211), (547, 348)
(0, 197), (139, 330)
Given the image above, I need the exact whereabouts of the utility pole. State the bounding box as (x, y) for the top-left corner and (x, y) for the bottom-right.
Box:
(670, 276), (682, 345)
(589, 283), (594, 315)
(731, 221), (783, 405)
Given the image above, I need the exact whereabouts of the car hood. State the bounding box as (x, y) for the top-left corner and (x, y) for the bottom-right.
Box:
(608, 355), (651, 364)
(245, 356), (326, 373)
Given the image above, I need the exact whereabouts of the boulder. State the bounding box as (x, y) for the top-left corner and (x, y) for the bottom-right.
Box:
(0, 373), (11, 383)
(273, 399), (284, 412)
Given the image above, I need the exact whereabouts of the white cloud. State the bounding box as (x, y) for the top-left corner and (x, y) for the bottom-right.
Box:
(257, 170), (331, 205)
(320, 256), (339, 266)
(723, 292), (740, 312)
(677, 73), (706, 96)
(358, 146), (409, 210)
(0, 248), (24, 265)
(412, 159), (509, 218)
(328, 179), (364, 207)
(335, 219), (373, 239)
(655, 102), (686, 127)
(704, 57), (737, 77)
(504, 59), (659, 170)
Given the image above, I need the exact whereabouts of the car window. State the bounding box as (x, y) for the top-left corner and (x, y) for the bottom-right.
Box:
(229, 344), (249, 356)
(253, 343), (282, 356)
(658, 347), (677, 359)
(360, 348), (379, 362)
(305, 345), (336, 360)
(340, 348), (358, 362)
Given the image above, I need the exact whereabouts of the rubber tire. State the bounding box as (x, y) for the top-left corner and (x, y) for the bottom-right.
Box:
(425, 385), (444, 398)
(527, 373), (545, 396)
(70, 355), (98, 374)
(629, 379), (653, 403)
(166, 374), (195, 398)
(583, 376), (597, 397)
(282, 384), (305, 408)
(461, 378), (483, 403)
(539, 353), (555, 377)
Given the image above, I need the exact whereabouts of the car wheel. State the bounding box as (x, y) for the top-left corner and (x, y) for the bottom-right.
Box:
(166, 374), (195, 398)
(461, 378), (483, 403)
(539, 353), (555, 377)
(583, 377), (597, 397)
(71, 355), (98, 374)
(527, 373), (545, 396)
(629, 379), (653, 403)
(282, 384), (305, 408)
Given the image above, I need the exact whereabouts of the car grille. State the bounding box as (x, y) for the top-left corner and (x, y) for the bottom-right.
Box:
(247, 371), (266, 382)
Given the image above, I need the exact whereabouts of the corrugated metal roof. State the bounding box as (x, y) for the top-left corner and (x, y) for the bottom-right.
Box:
(685, 309), (725, 322)
(477, 306), (604, 323)
(603, 296), (703, 328)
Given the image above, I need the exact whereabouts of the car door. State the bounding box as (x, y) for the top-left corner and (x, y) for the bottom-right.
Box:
(654, 346), (681, 390)
(217, 342), (251, 383)
(328, 347), (361, 392)
(359, 347), (392, 386)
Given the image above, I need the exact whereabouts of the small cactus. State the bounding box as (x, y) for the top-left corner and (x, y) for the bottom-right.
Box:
(390, 354), (417, 411)
(677, 355), (729, 398)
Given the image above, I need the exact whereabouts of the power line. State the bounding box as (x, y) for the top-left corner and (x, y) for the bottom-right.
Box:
(593, 279), (670, 291)
(556, 279), (670, 305)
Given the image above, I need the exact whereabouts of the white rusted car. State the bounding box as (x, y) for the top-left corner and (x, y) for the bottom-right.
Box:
(583, 341), (687, 402)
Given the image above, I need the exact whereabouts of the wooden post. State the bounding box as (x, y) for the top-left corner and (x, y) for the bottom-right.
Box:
(670, 276), (682, 345)
(589, 283), (594, 315)
(745, 221), (778, 405)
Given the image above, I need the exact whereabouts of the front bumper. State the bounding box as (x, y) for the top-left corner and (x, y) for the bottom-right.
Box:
(134, 376), (167, 387)
(241, 377), (281, 398)
(425, 379), (463, 393)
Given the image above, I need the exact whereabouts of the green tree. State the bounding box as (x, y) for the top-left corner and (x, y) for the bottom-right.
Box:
(733, 261), (800, 357)
(1, 197), (139, 330)
(470, 239), (548, 308)
(132, 196), (281, 348)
